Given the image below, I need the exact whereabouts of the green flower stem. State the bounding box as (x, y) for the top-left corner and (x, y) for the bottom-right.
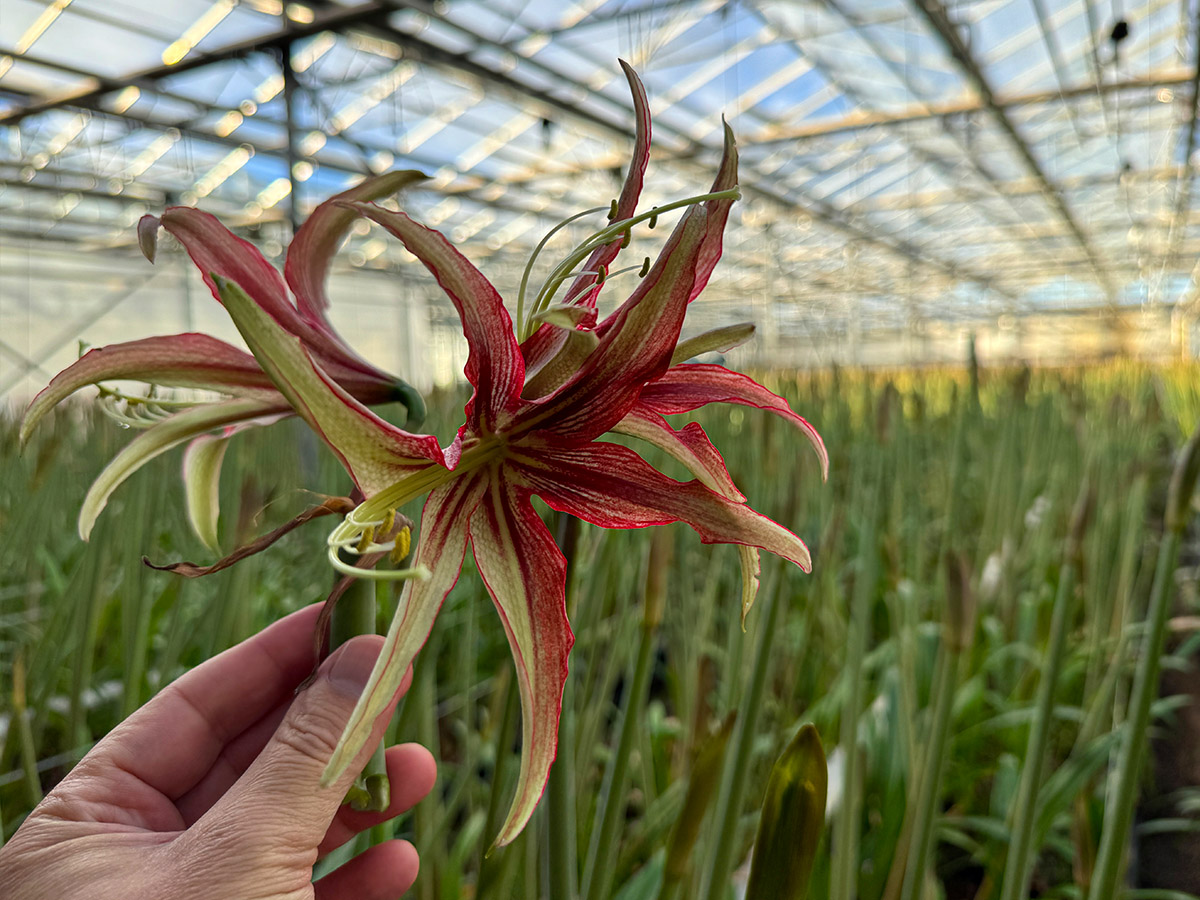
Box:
(547, 512), (581, 900)
(898, 638), (957, 900)
(582, 587), (660, 900)
(330, 568), (389, 812)
(1088, 422), (1200, 898)
(702, 566), (787, 900)
(11, 650), (43, 811)
(832, 506), (878, 900)
(998, 482), (1089, 900)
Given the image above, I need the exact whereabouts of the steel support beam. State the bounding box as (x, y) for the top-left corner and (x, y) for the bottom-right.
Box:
(0, 0), (1018, 302)
(0, 1), (399, 126)
(746, 71), (1193, 145)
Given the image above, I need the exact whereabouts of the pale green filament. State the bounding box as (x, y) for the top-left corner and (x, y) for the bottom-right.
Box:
(516, 206), (609, 341)
(523, 187), (740, 339)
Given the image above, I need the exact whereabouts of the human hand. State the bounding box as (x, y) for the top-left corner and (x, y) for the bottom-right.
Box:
(0, 603), (437, 900)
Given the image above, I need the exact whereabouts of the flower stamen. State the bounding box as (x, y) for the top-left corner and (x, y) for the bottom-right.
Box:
(525, 187), (741, 334)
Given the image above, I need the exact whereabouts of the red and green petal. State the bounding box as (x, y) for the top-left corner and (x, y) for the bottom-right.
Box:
(158, 207), (396, 386)
(513, 442), (811, 573)
(347, 203), (525, 430)
(613, 405), (742, 500)
(79, 397), (286, 539)
(157, 207), (301, 333)
(322, 474), (487, 788)
(513, 208), (708, 443)
(642, 364), (829, 480)
(560, 59), (651, 310)
(519, 60), (651, 379)
(613, 405), (762, 620)
(469, 473), (573, 848)
(285, 170), (427, 329)
(688, 119), (738, 303)
(216, 276), (447, 496)
(19, 334), (278, 446)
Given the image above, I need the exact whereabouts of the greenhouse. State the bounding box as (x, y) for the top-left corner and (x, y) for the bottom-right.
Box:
(2, 0), (1200, 896)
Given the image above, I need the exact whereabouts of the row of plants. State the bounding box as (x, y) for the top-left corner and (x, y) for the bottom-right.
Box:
(3, 361), (1200, 897)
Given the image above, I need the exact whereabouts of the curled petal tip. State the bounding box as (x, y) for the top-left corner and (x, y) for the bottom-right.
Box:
(138, 215), (160, 263)
(393, 381), (427, 429)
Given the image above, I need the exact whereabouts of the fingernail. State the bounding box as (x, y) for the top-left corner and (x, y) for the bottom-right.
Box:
(327, 641), (377, 698)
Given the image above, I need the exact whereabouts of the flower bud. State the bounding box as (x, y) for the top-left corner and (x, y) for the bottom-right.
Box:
(745, 723), (827, 900)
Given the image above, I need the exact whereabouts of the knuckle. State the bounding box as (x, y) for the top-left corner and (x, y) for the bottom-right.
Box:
(274, 700), (347, 766)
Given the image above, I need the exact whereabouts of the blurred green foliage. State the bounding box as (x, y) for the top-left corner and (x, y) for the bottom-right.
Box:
(4, 361), (1200, 898)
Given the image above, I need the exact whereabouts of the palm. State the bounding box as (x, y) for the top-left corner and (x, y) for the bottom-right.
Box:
(0, 604), (435, 900)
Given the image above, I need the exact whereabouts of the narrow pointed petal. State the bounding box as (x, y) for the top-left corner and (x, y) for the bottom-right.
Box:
(323, 475), (486, 786)
(517, 60), (651, 373)
(20, 334), (277, 446)
(561, 59), (651, 309)
(670, 322), (755, 366)
(514, 208), (708, 443)
(160, 207), (301, 330)
(146, 496), (354, 578)
(79, 398), (282, 539)
(613, 405), (762, 618)
(688, 119), (738, 302)
(513, 442), (811, 572)
(216, 277), (446, 495)
(347, 203), (525, 427)
(162, 206), (407, 396)
(736, 544), (763, 625)
(183, 432), (231, 552)
(469, 475), (573, 847)
(642, 364), (829, 480)
(613, 405), (742, 499)
(286, 170), (428, 325)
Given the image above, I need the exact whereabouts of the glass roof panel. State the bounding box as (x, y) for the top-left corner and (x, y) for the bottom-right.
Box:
(3, 0), (1200, 394)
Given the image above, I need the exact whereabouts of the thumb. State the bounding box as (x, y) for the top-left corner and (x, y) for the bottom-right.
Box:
(198, 634), (406, 849)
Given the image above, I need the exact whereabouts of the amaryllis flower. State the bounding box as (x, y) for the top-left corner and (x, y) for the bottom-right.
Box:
(19, 173), (426, 548)
(210, 64), (826, 847)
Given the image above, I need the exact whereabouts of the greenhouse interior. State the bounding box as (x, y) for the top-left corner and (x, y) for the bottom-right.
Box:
(4, 0), (1200, 896)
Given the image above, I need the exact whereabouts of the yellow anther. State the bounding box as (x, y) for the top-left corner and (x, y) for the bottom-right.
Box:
(390, 526), (412, 564)
(381, 509), (396, 536)
(596, 264), (608, 285)
(620, 229), (631, 249)
(607, 198), (619, 219)
(356, 525), (376, 554)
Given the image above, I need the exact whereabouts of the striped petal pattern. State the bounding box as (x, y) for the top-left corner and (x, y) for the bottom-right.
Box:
(641, 364), (829, 480)
(469, 473), (573, 848)
(29, 64), (826, 853)
(346, 203), (526, 430)
(216, 277), (445, 496)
